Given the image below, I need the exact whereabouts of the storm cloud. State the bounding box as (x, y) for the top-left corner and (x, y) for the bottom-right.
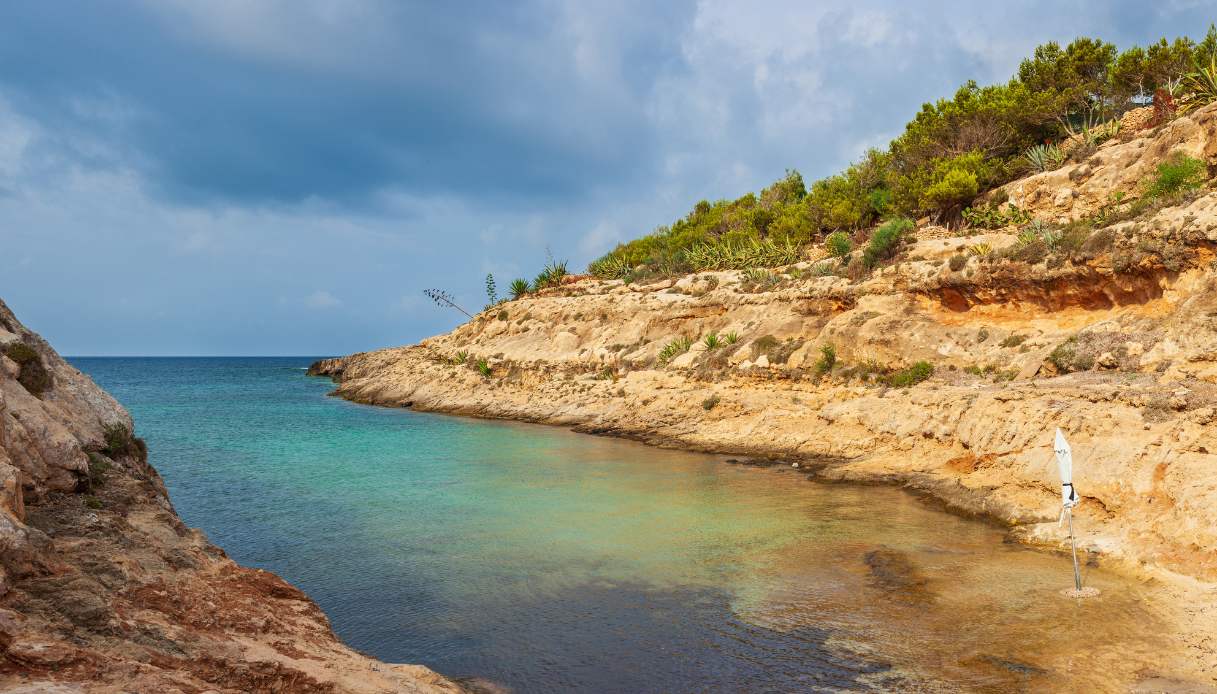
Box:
(0, 1), (1210, 354)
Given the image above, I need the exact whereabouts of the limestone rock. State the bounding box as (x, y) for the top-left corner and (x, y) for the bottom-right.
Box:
(0, 298), (459, 694)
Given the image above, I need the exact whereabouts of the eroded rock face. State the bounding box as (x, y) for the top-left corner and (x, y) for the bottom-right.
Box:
(0, 300), (459, 693)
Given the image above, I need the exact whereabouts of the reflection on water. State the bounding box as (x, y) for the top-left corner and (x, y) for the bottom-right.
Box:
(74, 357), (1169, 692)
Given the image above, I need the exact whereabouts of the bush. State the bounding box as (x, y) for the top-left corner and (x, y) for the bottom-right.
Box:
(922, 168), (979, 210)
(948, 254), (967, 271)
(1146, 153), (1206, 198)
(87, 453), (111, 489)
(701, 394), (720, 411)
(4, 342), (51, 396)
(103, 424), (135, 457)
(863, 218), (914, 269)
(1000, 334), (1027, 348)
(886, 361), (934, 387)
(1048, 337), (1094, 373)
(815, 344), (836, 375)
(824, 231), (853, 257)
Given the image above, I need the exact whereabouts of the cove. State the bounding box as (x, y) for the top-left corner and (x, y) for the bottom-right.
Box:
(73, 357), (1172, 692)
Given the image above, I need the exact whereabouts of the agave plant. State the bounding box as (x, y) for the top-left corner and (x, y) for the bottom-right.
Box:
(1180, 54), (1217, 114)
(1025, 144), (1065, 173)
(703, 333), (721, 350)
(509, 278), (531, 300)
(533, 258), (569, 289)
(588, 254), (632, 279)
(723, 332), (740, 345)
(967, 242), (992, 257)
(657, 336), (693, 364)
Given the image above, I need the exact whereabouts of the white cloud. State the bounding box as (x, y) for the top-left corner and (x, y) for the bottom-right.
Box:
(305, 290), (342, 309)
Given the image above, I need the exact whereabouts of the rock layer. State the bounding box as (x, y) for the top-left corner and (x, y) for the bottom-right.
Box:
(0, 299), (458, 693)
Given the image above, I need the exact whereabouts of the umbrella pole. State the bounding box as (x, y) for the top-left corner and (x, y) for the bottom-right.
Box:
(1067, 506), (1082, 592)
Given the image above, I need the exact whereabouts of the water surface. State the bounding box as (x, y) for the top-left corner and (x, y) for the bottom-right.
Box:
(72, 357), (1169, 692)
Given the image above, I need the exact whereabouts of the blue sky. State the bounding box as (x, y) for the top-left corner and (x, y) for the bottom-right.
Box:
(0, 1), (1211, 355)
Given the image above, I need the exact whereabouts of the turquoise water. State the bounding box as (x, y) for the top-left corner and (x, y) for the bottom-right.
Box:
(71, 357), (1168, 692)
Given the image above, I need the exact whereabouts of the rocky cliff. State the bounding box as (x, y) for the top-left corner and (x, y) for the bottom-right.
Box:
(0, 300), (459, 693)
(325, 104), (1217, 683)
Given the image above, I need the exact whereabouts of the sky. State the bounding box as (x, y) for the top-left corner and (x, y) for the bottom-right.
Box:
(0, 1), (1211, 355)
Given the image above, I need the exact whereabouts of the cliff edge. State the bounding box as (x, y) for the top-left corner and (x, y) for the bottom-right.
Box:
(0, 299), (459, 693)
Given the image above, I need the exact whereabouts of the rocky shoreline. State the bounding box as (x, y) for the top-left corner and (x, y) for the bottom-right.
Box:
(0, 299), (461, 693)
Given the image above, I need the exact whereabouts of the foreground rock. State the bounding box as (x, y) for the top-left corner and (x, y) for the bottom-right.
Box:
(325, 108), (1217, 686)
(0, 299), (459, 693)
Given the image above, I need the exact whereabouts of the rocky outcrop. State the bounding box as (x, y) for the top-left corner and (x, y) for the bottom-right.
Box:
(1003, 102), (1217, 223)
(306, 357), (346, 380)
(0, 300), (459, 693)
(326, 110), (1217, 684)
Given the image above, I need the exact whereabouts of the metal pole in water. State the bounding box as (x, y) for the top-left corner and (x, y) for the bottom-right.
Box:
(1067, 506), (1082, 592)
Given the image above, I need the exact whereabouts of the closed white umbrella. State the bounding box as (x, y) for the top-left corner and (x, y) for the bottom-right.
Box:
(1054, 428), (1082, 592)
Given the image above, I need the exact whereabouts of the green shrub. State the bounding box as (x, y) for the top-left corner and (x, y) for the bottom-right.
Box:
(103, 424), (135, 457)
(703, 333), (721, 350)
(509, 278), (531, 300)
(815, 344), (836, 375)
(87, 453), (111, 489)
(824, 231), (853, 257)
(1146, 153), (1206, 198)
(476, 359), (492, 377)
(948, 254), (967, 271)
(1000, 334), (1027, 348)
(3, 342), (37, 365)
(657, 336), (692, 364)
(863, 218), (914, 268)
(723, 332), (740, 345)
(83, 495), (102, 510)
(922, 168), (979, 210)
(454, 350), (469, 365)
(3, 342), (51, 396)
(701, 394), (720, 411)
(886, 361), (934, 387)
(1048, 337), (1095, 373)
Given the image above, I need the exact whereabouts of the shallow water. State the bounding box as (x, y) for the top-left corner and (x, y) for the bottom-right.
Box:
(73, 357), (1170, 692)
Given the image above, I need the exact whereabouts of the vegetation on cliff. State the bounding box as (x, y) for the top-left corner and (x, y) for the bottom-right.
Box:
(590, 27), (1217, 280)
